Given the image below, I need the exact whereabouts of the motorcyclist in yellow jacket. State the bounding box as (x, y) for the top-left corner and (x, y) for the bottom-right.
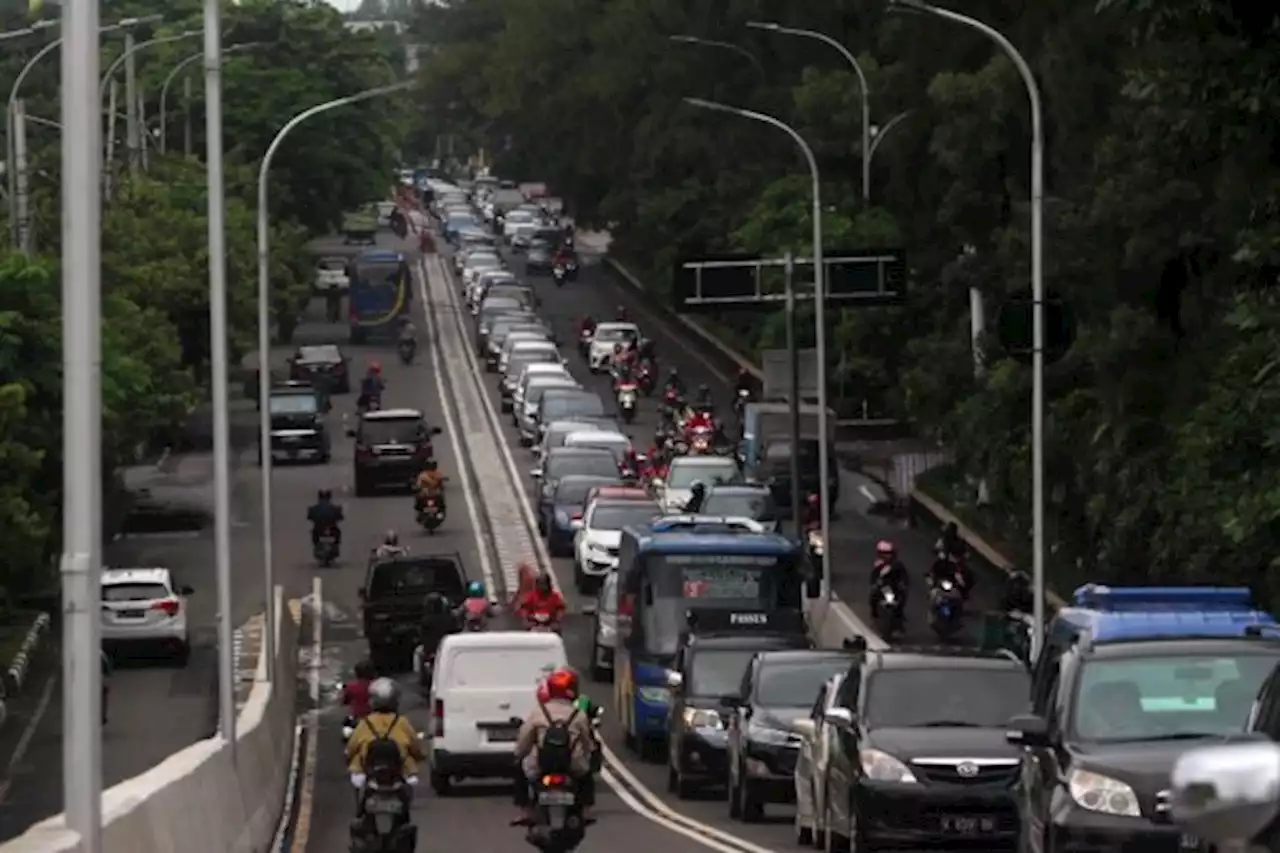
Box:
(345, 678), (424, 787)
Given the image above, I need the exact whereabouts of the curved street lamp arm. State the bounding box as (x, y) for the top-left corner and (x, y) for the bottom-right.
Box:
(867, 110), (913, 162)
(668, 35), (765, 79)
(99, 31), (201, 101)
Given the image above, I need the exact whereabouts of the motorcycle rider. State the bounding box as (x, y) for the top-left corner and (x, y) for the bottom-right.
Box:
(936, 521), (964, 558)
(512, 667), (595, 825)
(552, 242), (575, 270)
(733, 368), (754, 398)
(372, 529), (407, 561)
(934, 521), (974, 593)
(398, 317), (418, 349)
(682, 481), (707, 514)
(869, 539), (909, 618)
(664, 368), (685, 396)
(457, 580), (497, 628)
(345, 678), (424, 820)
(306, 488), (344, 549)
(515, 573), (567, 628)
(342, 659), (377, 719)
(418, 591), (459, 664)
(928, 548), (968, 597)
(359, 361), (385, 410)
(414, 459), (447, 514)
(1003, 569), (1033, 614)
(801, 492), (821, 530)
(619, 447), (640, 480)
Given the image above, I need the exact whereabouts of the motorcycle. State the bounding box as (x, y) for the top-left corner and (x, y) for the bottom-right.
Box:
(315, 528), (340, 567)
(460, 598), (489, 633)
(416, 645), (436, 690)
(687, 424), (714, 455)
(577, 328), (594, 359)
(636, 361), (655, 396)
(733, 387), (752, 419)
(416, 496), (445, 534)
(619, 461), (639, 486)
(357, 392), (382, 415)
(553, 265), (567, 287)
(806, 527), (824, 563)
(527, 771), (586, 852)
(526, 612), (561, 634)
(929, 577), (965, 640)
(873, 575), (906, 640)
(397, 337), (416, 365)
(659, 388), (682, 421)
(616, 382), (638, 423)
(353, 775), (414, 853)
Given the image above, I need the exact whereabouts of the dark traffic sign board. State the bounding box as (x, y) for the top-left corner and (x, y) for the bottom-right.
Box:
(674, 249), (907, 313)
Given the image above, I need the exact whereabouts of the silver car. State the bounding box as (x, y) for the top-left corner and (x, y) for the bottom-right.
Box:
(589, 571), (618, 682)
(517, 377), (581, 444)
(794, 673), (846, 847)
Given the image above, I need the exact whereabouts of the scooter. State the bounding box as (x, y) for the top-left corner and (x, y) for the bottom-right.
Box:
(929, 577), (965, 640)
(315, 528), (340, 567)
(416, 496), (445, 534)
(398, 337), (416, 365)
(525, 612), (561, 634)
(577, 328), (594, 359)
(526, 772), (586, 852)
(872, 576), (905, 640)
(687, 424), (714, 455)
(553, 265), (568, 287)
(352, 772), (415, 853)
(616, 382), (638, 423)
(636, 361), (655, 396)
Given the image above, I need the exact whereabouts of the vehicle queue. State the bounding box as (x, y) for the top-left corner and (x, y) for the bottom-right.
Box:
(319, 173), (1280, 853)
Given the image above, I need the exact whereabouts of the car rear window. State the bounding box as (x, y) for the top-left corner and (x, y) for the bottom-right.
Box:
(269, 394), (318, 415)
(446, 647), (564, 689)
(368, 559), (465, 599)
(361, 418), (426, 445)
(103, 582), (168, 602)
(318, 257), (346, 272)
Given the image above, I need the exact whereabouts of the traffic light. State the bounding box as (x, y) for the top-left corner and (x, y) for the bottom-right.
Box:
(996, 288), (1076, 366)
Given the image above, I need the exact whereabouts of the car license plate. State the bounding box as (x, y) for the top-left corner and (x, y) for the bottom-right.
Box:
(117, 609), (145, 619)
(939, 816), (995, 835)
(1179, 834), (1200, 851)
(538, 790), (576, 806)
(366, 797), (403, 815)
(487, 727), (518, 742)
(281, 435), (300, 443)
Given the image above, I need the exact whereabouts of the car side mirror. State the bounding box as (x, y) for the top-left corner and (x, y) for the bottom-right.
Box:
(179, 585), (194, 596)
(666, 671), (683, 691)
(1172, 741), (1280, 847)
(530, 468), (543, 478)
(1005, 713), (1050, 748)
(431, 426), (443, 436)
(823, 707), (854, 730)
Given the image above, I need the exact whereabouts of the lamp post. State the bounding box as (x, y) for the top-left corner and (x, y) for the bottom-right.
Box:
(890, 0), (1046, 657)
(158, 42), (259, 155)
(747, 21), (872, 203)
(255, 81), (415, 680)
(682, 96), (833, 605)
(7, 14), (162, 248)
(867, 110), (912, 164)
(100, 30), (200, 171)
(668, 35), (766, 80)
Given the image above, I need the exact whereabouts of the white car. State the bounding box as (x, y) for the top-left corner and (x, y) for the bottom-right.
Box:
(563, 429), (632, 464)
(588, 571), (619, 681)
(510, 223), (538, 250)
(795, 673), (846, 847)
(462, 252), (503, 286)
(314, 256), (349, 292)
(499, 336), (556, 375)
(511, 362), (571, 414)
(587, 322), (640, 372)
(572, 497), (662, 592)
(656, 455), (744, 513)
(502, 209), (536, 241)
(517, 376), (582, 444)
(468, 270), (517, 308)
(100, 567), (193, 664)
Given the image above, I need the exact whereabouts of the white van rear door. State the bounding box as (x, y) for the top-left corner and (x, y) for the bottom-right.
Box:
(444, 644), (565, 751)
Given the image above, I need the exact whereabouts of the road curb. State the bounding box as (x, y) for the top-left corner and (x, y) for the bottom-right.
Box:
(3, 611), (52, 707)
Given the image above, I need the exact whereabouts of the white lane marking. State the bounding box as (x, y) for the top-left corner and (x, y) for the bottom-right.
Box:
(290, 576), (323, 853)
(415, 259), (500, 601)
(0, 672), (58, 803)
(427, 248), (781, 850)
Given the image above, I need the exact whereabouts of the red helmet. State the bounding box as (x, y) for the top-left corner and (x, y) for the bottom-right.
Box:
(806, 493), (820, 507)
(536, 679), (551, 704)
(368, 360), (382, 374)
(545, 668), (579, 701)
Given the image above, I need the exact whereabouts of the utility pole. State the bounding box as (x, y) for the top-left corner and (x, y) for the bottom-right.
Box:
(13, 99), (30, 254)
(104, 81), (117, 201)
(138, 87), (149, 171)
(124, 30), (139, 174)
(183, 75), (192, 157)
(782, 251), (803, 536)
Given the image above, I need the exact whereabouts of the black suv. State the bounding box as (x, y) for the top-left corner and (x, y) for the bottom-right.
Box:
(359, 553), (467, 671)
(350, 408), (442, 496)
(1010, 634), (1280, 853)
(821, 647), (1028, 850)
(725, 648), (862, 822)
(262, 382), (331, 465)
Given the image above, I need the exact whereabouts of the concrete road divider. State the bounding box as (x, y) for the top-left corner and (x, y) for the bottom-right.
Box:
(0, 586), (298, 853)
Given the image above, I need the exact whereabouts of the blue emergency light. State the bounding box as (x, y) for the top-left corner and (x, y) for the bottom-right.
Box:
(1071, 585), (1255, 612)
(649, 516), (748, 533)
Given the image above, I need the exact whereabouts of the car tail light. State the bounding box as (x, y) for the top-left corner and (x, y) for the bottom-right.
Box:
(571, 511), (582, 521)
(151, 598), (180, 617)
(541, 773), (569, 787)
(434, 698), (444, 737)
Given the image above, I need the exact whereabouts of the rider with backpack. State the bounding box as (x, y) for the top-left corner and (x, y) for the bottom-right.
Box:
(345, 678), (424, 809)
(512, 667), (595, 824)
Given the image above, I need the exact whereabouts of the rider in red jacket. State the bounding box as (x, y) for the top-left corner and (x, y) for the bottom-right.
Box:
(516, 574), (566, 624)
(341, 659), (375, 717)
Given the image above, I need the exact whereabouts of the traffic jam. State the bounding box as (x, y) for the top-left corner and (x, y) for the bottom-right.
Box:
(393, 173), (1280, 853)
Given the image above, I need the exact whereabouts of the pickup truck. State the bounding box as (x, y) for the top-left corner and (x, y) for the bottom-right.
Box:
(359, 552), (468, 671)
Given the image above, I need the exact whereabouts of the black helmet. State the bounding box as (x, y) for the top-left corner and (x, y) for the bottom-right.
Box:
(535, 573), (553, 594)
(318, 488), (333, 501)
(944, 521), (959, 537)
(424, 459), (438, 471)
(690, 481), (706, 496)
(354, 659), (375, 680)
(424, 591), (449, 614)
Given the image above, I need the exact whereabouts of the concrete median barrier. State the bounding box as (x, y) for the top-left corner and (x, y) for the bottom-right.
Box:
(0, 586), (298, 853)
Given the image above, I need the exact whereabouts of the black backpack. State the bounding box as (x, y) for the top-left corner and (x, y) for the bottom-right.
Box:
(537, 703), (579, 774)
(362, 714), (404, 773)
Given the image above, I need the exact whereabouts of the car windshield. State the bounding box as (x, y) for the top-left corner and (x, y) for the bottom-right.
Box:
(508, 354), (558, 377)
(368, 558), (466, 600)
(1069, 652), (1280, 743)
(690, 649), (761, 699)
(756, 659), (852, 707)
(570, 438), (628, 461)
(507, 210), (534, 223)
(589, 503), (661, 530)
(702, 492), (776, 521)
(361, 418), (425, 445)
(595, 326), (636, 343)
(528, 382), (580, 404)
(447, 215), (475, 229)
(103, 582), (169, 602)
(547, 453), (619, 480)
(555, 478), (616, 505)
(269, 394), (318, 415)
(297, 345), (341, 363)
(545, 396), (606, 420)
(467, 255), (500, 269)
(667, 460), (741, 489)
(864, 668), (1031, 728)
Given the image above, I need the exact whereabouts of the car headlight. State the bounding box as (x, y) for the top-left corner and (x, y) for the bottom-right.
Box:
(860, 749), (918, 783)
(1067, 769), (1140, 817)
(683, 708), (724, 730)
(588, 545), (612, 562)
(637, 686), (670, 705)
(748, 721), (793, 746)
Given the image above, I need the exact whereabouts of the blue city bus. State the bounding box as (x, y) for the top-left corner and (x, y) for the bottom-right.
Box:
(348, 249), (411, 344)
(613, 516), (806, 758)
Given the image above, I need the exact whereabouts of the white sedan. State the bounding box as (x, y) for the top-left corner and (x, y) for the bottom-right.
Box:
(572, 498), (662, 592)
(654, 455), (743, 513)
(587, 322), (640, 372)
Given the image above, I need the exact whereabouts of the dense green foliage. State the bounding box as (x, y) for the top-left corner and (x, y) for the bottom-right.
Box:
(0, 0), (405, 602)
(415, 0), (1280, 593)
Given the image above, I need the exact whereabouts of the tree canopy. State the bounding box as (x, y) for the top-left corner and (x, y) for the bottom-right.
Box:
(414, 0), (1280, 595)
(0, 0), (407, 603)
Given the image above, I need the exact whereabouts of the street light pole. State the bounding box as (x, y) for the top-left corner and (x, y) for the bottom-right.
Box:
(747, 22), (872, 203)
(159, 43), (260, 155)
(100, 30), (201, 170)
(255, 82), (415, 681)
(867, 110), (913, 164)
(668, 35), (766, 81)
(7, 14), (162, 247)
(890, 0), (1046, 657)
(683, 96), (832, 604)
(60, 0), (103, 848)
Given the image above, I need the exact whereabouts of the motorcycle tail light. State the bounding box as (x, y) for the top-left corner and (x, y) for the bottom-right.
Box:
(542, 773), (569, 787)
(151, 598), (180, 617)
(571, 512), (582, 521)
(434, 698), (444, 737)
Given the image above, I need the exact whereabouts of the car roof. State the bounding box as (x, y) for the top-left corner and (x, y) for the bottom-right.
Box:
(706, 485), (771, 497)
(556, 474), (619, 490)
(671, 455), (739, 468)
(362, 408), (423, 420)
(548, 446), (615, 459)
(567, 430), (629, 443)
(595, 322), (638, 332)
(863, 646), (1027, 672)
(510, 339), (556, 350)
(296, 344), (342, 360)
(589, 486), (651, 501)
(522, 363), (569, 376)
(102, 567), (171, 586)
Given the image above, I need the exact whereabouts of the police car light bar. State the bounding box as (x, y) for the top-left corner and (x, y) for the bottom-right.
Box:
(1071, 584), (1255, 612)
(650, 515), (765, 534)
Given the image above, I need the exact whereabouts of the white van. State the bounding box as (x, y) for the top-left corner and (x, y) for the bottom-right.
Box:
(426, 631), (568, 794)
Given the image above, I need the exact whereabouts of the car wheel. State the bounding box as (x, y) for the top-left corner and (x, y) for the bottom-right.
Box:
(354, 474), (371, 497)
(430, 771), (452, 796)
(798, 825), (814, 846)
